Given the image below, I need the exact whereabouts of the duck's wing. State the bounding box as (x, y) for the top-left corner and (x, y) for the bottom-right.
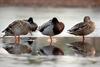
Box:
(68, 22), (86, 32)
(2, 20), (28, 34)
(2, 20), (20, 33)
(39, 20), (52, 32)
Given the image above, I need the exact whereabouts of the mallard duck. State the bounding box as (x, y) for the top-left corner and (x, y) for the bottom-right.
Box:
(2, 17), (38, 45)
(68, 16), (95, 43)
(39, 17), (65, 45)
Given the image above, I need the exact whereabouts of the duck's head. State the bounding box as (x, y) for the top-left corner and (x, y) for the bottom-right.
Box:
(28, 17), (38, 31)
(28, 17), (34, 24)
(52, 17), (59, 24)
(84, 16), (91, 22)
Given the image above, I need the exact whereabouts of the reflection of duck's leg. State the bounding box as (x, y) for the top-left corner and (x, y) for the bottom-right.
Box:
(82, 35), (85, 44)
(15, 35), (17, 44)
(18, 35), (20, 44)
(50, 36), (52, 45)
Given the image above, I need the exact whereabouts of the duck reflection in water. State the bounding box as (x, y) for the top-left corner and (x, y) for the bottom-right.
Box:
(39, 45), (64, 55)
(4, 37), (37, 54)
(25, 37), (39, 55)
(66, 41), (96, 57)
(24, 37), (37, 46)
(4, 43), (32, 54)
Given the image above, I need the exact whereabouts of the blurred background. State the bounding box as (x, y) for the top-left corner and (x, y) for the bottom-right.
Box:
(0, 0), (100, 7)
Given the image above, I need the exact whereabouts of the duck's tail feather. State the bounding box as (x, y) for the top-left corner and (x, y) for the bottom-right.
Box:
(67, 29), (73, 34)
(2, 28), (14, 37)
(2, 29), (5, 33)
(2, 27), (9, 33)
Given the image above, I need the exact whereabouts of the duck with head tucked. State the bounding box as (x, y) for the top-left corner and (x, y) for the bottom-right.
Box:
(2, 17), (38, 45)
(39, 17), (65, 45)
(68, 16), (95, 44)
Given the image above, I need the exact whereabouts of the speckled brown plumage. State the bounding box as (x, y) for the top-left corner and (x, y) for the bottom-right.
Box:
(2, 17), (38, 45)
(68, 16), (95, 36)
(68, 16), (95, 43)
(2, 17), (38, 36)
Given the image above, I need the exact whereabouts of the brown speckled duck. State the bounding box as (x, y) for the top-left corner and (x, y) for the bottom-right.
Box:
(68, 16), (95, 43)
(39, 17), (65, 45)
(2, 17), (38, 45)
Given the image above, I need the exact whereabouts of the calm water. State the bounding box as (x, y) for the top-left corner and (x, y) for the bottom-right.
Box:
(0, 7), (100, 67)
(0, 37), (100, 67)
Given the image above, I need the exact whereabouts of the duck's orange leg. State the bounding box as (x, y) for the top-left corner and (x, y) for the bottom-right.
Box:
(18, 35), (20, 44)
(15, 36), (17, 44)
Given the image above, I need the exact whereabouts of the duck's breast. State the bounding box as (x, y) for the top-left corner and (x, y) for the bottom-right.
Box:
(83, 22), (95, 35)
(53, 22), (65, 35)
